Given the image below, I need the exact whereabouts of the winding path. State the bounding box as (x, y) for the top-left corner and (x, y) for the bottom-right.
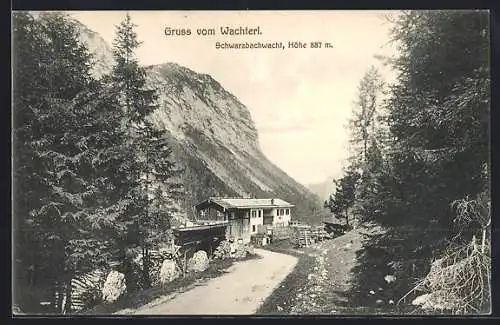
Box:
(116, 248), (298, 315)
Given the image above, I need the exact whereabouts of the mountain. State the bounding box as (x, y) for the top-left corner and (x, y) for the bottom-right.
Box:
(74, 22), (114, 77)
(72, 17), (324, 223)
(308, 179), (336, 202)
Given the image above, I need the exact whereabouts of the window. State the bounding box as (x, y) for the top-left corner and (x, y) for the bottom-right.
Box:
(258, 210), (262, 218)
(286, 209), (289, 215)
(252, 225), (256, 232)
(252, 210), (257, 218)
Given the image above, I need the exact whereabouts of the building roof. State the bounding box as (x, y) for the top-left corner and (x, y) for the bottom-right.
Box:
(173, 221), (229, 232)
(195, 197), (294, 210)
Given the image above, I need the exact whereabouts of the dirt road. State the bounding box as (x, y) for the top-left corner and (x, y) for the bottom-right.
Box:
(115, 248), (298, 315)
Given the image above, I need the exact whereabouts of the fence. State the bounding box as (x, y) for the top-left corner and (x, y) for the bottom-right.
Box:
(290, 224), (330, 247)
(291, 225), (313, 247)
(256, 224), (292, 240)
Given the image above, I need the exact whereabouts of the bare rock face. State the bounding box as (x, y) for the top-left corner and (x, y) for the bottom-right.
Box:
(75, 19), (325, 223)
(159, 259), (180, 284)
(101, 271), (126, 303)
(187, 250), (209, 273)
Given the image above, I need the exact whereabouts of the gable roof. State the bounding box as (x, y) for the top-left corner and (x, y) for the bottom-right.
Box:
(195, 197), (294, 210)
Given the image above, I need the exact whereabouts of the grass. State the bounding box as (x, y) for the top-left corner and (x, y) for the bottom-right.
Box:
(255, 228), (427, 316)
(81, 253), (261, 315)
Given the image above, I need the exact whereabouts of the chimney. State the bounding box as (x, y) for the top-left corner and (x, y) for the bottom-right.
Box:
(271, 199), (274, 205)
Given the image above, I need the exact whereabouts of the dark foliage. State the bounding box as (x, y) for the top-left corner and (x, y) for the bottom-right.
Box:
(334, 10), (490, 313)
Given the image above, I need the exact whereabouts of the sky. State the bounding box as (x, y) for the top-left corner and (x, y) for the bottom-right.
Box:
(69, 10), (399, 186)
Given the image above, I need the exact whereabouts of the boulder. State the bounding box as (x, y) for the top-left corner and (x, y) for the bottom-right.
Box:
(412, 293), (431, 306)
(412, 292), (457, 311)
(101, 270), (126, 303)
(187, 250), (209, 273)
(213, 240), (232, 260)
(159, 259), (180, 284)
(384, 274), (397, 284)
(229, 242), (238, 257)
(246, 245), (255, 255)
(12, 304), (24, 315)
(234, 244), (248, 259)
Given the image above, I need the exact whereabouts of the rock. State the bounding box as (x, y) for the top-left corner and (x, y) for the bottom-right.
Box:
(101, 270), (126, 303)
(12, 304), (24, 315)
(187, 250), (210, 273)
(421, 294), (458, 311)
(277, 305), (283, 312)
(234, 244), (248, 259)
(378, 287), (383, 291)
(376, 299), (383, 304)
(369, 290), (375, 295)
(389, 300), (395, 304)
(159, 259), (180, 284)
(384, 275), (396, 284)
(213, 240), (232, 260)
(310, 294), (317, 298)
(229, 243), (238, 255)
(412, 293), (431, 306)
(246, 245), (255, 255)
(307, 274), (314, 280)
(411, 292), (456, 311)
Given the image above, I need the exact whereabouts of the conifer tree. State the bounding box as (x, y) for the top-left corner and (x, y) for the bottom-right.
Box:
(13, 12), (129, 312)
(348, 66), (385, 169)
(110, 13), (181, 290)
(328, 169), (359, 226)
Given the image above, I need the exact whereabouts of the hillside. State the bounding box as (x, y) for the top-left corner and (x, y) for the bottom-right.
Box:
(73, 18), (324, 223)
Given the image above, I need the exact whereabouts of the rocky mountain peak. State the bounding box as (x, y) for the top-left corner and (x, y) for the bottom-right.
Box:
(146, 62), (260, 155)
(71, 17), (324, 222)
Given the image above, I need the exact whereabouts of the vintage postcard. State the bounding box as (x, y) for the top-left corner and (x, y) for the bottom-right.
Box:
(11, 10), (491, 316)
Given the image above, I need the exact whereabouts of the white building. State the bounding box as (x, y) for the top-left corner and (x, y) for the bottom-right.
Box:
(194, 197), (294, 243)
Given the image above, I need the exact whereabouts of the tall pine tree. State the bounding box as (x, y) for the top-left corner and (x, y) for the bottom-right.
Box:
(109, 13), (181, 290)
(12, 12), (126, 313)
